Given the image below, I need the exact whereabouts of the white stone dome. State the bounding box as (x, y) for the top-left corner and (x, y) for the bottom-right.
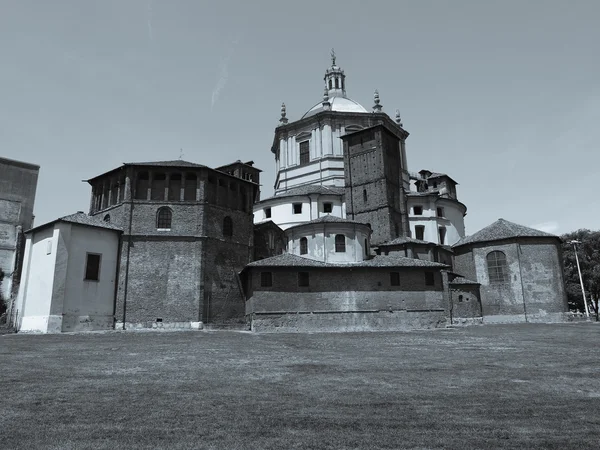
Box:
(301, 96), (368, 119)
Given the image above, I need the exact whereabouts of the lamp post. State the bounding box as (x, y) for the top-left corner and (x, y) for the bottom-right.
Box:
(569, 240), (590, 318)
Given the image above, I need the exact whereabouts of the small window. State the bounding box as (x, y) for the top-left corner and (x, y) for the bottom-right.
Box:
(323, 202), (333, 213)
(487, 251), (509, 284)
(335, 234), (346, 252)
(433, 182), (438, 189)
(335, 78), (339, 89)
(293, 203), (302, 214)
(260, 272), (272, 287)
(223, 216), (233, 237)
(438, 227), (446, 245)
(390, 272), (400, 286)
(395, 223), (400, 237)
(299, 141), (310, 165)
(103, 214), (111, 222)
(298, 272), (309, 287)
(85, 253), (101, 281)
(300, 237), (308, 255)
(425, 271), (435, 286)
(363, 189), (368, 203)
(413, 206), (423, 215)
(437, 207), (444, 217)
(156, 207), (172, 229)
(364, 239), (369, 257)
(458, 294), (463, 302)
(329, 79), (333, 89)
(46, 240), (52, 255)
(264, 207), (272, 219)
(415, 225), (425, 241)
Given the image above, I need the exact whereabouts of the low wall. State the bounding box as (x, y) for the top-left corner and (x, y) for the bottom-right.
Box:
(483, 312), (569, 324)
(248, 310), (448, 333)
(115, 321), (203, 330)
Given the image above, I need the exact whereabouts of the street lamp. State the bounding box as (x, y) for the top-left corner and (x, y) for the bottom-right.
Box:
(569, 240), (590, 318)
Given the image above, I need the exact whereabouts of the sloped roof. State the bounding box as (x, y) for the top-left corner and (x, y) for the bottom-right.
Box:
(449, 276), (480, 285)
(287, 215), (369, 229)
(27, 212), (122, 234)
(123, 160), (208, 168)
(259, 185), (345, 203)
(377, 236), (436, 247)
(453, 218), (558, 248)
(247, 253), (448, 269)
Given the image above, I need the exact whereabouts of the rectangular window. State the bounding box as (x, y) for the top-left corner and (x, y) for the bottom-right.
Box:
(415, 225), (425, 241)
(260, 272), (272, 287)
(323, 202), (333, 213)
(413, 206), (423, 215)
(85, 253), (101, 281)
(390, 272), (400, 286)
(437, 207), (444, 217)
(298, 271), (309, 287)
(299, 141), (310, 165)
(265, 207), (271, 218)
(293, 203), (302, 214)
(438, 227), (446, 245)
(425, 271), (435, 286)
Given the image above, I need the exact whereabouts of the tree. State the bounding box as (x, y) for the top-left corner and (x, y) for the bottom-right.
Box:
(560, 229), (600, 321)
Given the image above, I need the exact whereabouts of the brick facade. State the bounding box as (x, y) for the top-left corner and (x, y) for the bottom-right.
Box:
(87, 161), (258, 328)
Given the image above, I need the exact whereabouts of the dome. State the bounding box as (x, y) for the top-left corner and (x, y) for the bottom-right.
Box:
(301, 96), (368, 119)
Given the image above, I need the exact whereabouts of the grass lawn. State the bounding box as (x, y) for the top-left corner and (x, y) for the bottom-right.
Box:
(1, 323), (599, 449)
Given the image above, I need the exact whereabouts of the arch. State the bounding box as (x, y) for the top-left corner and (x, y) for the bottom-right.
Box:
(300, 237), (308, 255)
(328, 79), (333, 89)
(156, 207), (172, 229)
(103, 214), (111, 223)
(335, 234), (346, 253)
(486, 250), (508, 284)
(223, 216), (233, 237)
(135, 171), (150, 200)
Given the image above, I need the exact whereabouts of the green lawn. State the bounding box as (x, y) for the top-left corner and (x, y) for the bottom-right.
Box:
(1, 324), (599, 449)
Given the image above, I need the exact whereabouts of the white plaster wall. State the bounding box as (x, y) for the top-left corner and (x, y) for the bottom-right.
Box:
(407, 197), (465, 245)
(255, 196), (345, 230)
(17, 227), (58, 332)
(61, 224), (119, 331)
(286, 223), (370, 263)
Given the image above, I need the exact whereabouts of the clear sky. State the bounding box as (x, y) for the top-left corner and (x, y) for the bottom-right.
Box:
(1, 0), (598, 236)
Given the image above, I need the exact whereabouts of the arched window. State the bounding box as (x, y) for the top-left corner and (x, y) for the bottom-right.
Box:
(156, 207), (172, 229)
(328, 79), (333, 89)
(335, 234), (346, 253)
(487, 251), (508, 284)
(223, 216), (233, 237)
(335, 78), (339, 89)
(103, 214), (111, 223)
(300, 237), (308, 255)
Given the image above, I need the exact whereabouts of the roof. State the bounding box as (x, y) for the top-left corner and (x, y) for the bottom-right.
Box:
(285, 215), (370, 230)
(377, 236), (437, 247)
(124, 160), (208, 168)
(259, 185), (345, 203)
(453, 218), (559, 248)
(302, 96), (368, 119)
(0, 156), (40, 170)
(449, 276), (480, 285)
(26, 212), (123, 234)
(246, 253), (448, 269)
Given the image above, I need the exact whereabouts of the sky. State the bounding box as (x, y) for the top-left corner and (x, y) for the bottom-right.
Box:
(1, 0), (598, 236)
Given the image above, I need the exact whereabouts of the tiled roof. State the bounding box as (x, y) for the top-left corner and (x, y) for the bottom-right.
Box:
(259, 185), (345, 202)
(124, 160), (208, 168)
(287, 215), (369, 228)
(27, 212), (122, 234)
(449, 276), (480, 285)
(453, 218), (558, 247)
(247, 253), (448, 269)
(377, 236), (436, 247)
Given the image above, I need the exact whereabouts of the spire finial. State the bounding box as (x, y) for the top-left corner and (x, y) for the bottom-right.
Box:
(395, 109), (403, 126)
(331, 48), (336, 66)
(372, 89), (383, 112)
(279, 102), (288, 125)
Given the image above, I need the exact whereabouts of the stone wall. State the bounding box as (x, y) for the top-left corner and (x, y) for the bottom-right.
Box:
(245, 266), (447, 332)
(453, 238), (568, 322)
